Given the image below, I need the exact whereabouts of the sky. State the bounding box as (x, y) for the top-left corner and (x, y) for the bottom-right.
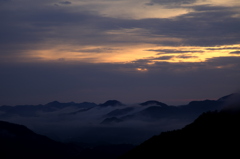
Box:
(1, 0), (240, 106)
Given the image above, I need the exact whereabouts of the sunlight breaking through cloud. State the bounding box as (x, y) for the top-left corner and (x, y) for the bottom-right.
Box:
(24, 44), (240, 64)
(1, 0), (240, 106)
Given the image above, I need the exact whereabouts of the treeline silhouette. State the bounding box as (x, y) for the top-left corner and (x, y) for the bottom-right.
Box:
(119, 107), (240, 158)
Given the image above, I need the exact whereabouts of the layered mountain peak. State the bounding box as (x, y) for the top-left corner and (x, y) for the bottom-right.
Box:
(140, 100), (168, 107)
(217, 92), (240, 103)
(99, 100), (124, 107)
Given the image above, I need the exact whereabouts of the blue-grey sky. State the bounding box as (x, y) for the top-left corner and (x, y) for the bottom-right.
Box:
(1, 0), (240, 106)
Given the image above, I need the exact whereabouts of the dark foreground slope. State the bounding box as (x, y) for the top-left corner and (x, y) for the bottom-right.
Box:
(0, 120), (134, 159)
(0, 120), (77, 159)
(119, 106), (240, 158)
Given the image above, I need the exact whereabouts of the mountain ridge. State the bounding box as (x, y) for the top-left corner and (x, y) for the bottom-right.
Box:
(1, 92), (240, 159)
(0, 93), (239, 145)
(119, 107), (240, 158)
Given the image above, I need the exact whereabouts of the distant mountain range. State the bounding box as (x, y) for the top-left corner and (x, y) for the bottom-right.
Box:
(1, 93), (240, 159)
(0, 93), (239, 145)
(0, 94), (240, 159)
(0, 93), (235, 120)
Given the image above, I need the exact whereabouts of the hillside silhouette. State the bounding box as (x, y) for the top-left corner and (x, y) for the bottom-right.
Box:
(119, 106), (240, 158)
(0, 121), (77, 159)
(0, 120), (134, 159)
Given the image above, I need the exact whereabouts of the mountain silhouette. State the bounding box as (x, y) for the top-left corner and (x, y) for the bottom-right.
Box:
(0, 121), (76, 159)
(1, 93), (240, 159)
(101, 95), (228, 123)
(119, 107), (240, 158)
(99, 100), (125, 107)
(0, 120), (134, 159)
(104, 107), (135, 118)
(0, 93), (239, 148)
(0, 101), (97, 118)
(140, 100), (168, 107)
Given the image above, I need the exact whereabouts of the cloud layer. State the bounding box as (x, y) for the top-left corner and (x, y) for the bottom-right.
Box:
(0, 0), (240, 105)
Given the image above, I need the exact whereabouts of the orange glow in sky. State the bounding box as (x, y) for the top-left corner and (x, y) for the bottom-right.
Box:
(26, 44), (240, 64)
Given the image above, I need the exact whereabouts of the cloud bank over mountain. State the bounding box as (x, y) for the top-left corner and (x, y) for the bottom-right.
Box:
(1, 93), (239, 144)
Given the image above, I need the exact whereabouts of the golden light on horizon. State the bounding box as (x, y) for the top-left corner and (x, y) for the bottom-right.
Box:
(146, 44), (240, 63)
(24, 44), (240, 65)
(136, 68), (148, 72)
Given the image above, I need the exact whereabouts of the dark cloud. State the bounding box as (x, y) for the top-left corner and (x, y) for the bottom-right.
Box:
(150, 0), (197, 5)
(148, 49), (192, 53)
(0, 0), (8, 4)
(0, 0), (240, 107)
(0, 2), (239, 58)
(0, 2), (124, 59)
(59, 1), (71, 5)
(230, 51), (240, 54)
(146, 49), (203, 54)
(72, 48), (121, 53)
(0, 0), (10, 3)
(155, 56), (174, 60)
(54, 1), (72, 6)
(132, 5), (240, 46)
(207, 47), (240, 50)
(206, 56), (240, 68)
(1, 1), (240, 62)
(176, 55), (198, 59)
